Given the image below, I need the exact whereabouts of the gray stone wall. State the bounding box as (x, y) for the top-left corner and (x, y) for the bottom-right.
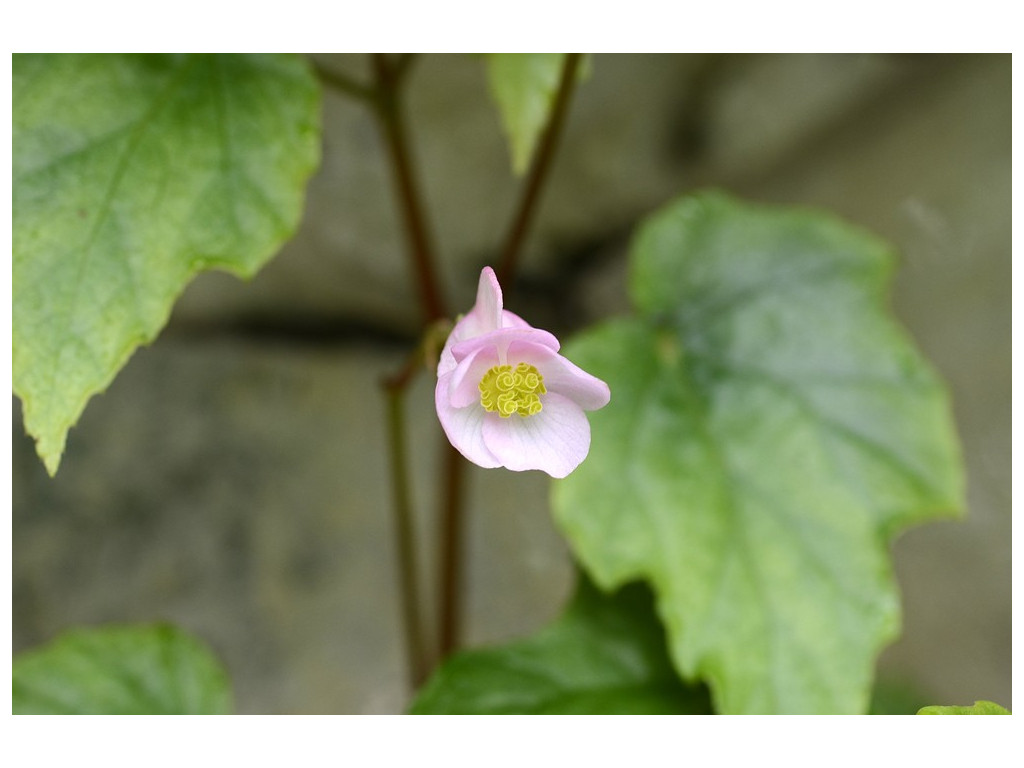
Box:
(12, 53), (1010, 714)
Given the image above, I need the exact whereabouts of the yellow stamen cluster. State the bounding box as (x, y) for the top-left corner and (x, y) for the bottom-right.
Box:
(479, 362), (546, 418)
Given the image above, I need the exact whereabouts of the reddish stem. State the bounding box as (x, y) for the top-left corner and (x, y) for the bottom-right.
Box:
(372, 53), (447, 324)
(496, 53), (583, 294)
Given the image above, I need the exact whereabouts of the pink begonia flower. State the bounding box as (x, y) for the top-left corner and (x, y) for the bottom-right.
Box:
(435, 267), (610, 478)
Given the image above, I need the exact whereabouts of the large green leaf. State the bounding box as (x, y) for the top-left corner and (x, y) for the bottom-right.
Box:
(552, 192), (963, 714)
(13, 623), (232, 714)
(409, 573), (712, 714)
(918, 701), (1010, 715)
(484, 53), (567, 174)
(13, 53), (321, 475)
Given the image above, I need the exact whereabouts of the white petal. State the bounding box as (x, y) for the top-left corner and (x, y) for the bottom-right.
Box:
(506, 341), (611, 411)
(448, 345), (500, 408)
(437, 339), (458, 378)
(435, 375), (501, 468)
(451, 328), (560, 366)
(481, 392), (592, 478)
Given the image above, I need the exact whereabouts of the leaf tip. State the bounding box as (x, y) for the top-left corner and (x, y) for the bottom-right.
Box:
(17, 396), (67, 477)
(42, 452), (63, 477)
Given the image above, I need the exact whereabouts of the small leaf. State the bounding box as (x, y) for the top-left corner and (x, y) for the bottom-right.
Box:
(409, 573), (712, 714)
(13, 623), (232, 714)
(918, 700), (1011, 715)
(553, 191), (964, 714)
(13, 53), (321, 474)
(484, 53), (567, 174)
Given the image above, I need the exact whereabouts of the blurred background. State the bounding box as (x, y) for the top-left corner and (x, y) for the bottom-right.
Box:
(12, 53), (1011, 714)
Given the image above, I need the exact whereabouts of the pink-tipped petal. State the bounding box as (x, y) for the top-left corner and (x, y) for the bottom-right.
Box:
(506, 341), (611, 411)
(500, 309), (533, 330)
(477, 267), (504, 328)
(461, 266), (504, 336)
(480, 392), (592, 478)
(435, 375), (501, 468)
(439, 268), (506, 358)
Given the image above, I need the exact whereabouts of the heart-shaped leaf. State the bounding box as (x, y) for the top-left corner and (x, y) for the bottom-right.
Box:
(13, 623), (232, 714)
(553, 191), (963, 713)
(13, 53), (321, 474)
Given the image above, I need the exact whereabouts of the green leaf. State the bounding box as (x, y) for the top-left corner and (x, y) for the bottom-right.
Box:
(918, 701), (1011, 715)
(484, 53), (567, 174)
(409, 572), (712, 714)
(13, 623), (232, 714)
(553, 191), (963, 714)
(869, 680), (930, 715)
(13, 53), (321, 475)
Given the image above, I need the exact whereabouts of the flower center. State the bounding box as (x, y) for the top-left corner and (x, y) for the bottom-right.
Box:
(479, 362), (546, 418)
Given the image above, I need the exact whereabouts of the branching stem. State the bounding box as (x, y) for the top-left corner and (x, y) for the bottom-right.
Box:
(372, 51), (584, 684)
